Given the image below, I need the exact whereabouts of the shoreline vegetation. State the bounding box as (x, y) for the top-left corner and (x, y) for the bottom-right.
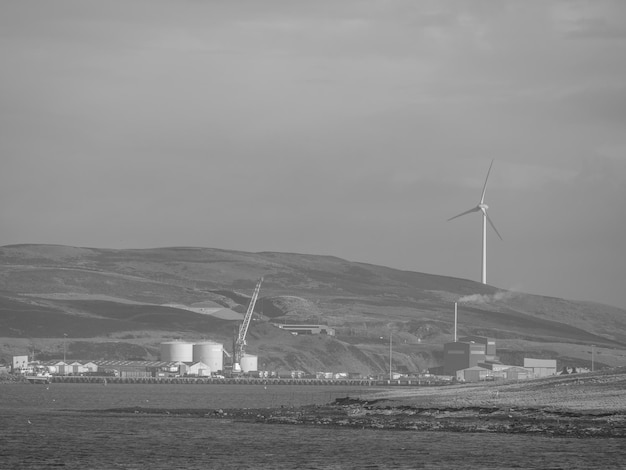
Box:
(96, 367), (626, 438)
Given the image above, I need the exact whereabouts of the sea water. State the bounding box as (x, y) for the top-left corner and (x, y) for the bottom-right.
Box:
(1, 383), (624, 469)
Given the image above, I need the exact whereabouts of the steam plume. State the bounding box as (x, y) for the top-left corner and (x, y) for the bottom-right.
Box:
(458, 289), (518, 304)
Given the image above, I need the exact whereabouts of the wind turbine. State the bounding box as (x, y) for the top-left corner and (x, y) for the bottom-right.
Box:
(447, 159), (502, 285)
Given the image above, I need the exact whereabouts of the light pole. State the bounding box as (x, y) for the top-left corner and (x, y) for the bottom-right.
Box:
(454, 302), (458, 342)
(63, 333), (67, 362)
(389, 333), (393, 381)
(591, 344), (595, 372)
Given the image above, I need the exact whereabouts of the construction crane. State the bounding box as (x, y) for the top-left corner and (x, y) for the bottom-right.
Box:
(232, 277), (263, 373)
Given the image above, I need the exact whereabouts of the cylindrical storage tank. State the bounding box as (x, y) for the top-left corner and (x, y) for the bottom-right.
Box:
(193, 342), (223, 373)
(160, 342), (194, 362)
(240, 354), (258, 373)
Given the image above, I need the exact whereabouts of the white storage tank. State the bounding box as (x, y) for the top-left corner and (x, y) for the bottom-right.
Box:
(240, 354), (258, 373)
(193, 342), (223, 373)
(160, 341), (194, 362)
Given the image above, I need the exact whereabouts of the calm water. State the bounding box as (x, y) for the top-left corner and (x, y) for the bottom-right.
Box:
(1, 383), (624, 469)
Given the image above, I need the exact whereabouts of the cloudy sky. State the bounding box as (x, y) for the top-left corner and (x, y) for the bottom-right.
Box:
(2, 1), (625, 309)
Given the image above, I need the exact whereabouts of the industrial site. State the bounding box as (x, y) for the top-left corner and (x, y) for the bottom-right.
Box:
(1, 244), (623, 387)
(8, 285), (575, 386)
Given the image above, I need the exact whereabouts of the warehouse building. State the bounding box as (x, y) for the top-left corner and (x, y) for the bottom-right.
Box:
(274, 324), (335, 336)
(456, 366), (491, 382)
(524, 358), (557, 378)
(95, 360), (181, 378)
(505, 366), (534, 380)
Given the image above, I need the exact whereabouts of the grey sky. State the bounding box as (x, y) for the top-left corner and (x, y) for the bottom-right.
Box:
(2, 1), (626, 309)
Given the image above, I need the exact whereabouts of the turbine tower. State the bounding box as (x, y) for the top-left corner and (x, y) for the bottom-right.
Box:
(447, 159), (503, 284)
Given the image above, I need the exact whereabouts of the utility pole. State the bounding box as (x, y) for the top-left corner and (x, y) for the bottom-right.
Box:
(63, 333), (67, 362)
(389, 333), (393, 381)
(591, 344), (595, 372)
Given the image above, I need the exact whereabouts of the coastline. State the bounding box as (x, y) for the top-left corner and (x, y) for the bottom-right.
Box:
(233, 399), (626, 438)
(98, 367), (626, 438)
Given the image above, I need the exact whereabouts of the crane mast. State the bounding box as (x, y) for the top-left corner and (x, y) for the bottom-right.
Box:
(232, 277), (263, 373)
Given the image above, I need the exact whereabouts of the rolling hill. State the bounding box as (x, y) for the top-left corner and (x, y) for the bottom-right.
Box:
(1, 244), (625, 375)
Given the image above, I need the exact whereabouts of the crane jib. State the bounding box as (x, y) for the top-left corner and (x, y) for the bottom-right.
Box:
(234, 277), (263, 364)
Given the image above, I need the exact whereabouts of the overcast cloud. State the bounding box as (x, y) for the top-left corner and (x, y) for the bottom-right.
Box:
(1, 0), (625, 309)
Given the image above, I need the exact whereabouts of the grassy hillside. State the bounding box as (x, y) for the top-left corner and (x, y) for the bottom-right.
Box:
(1, 244), (625, 374)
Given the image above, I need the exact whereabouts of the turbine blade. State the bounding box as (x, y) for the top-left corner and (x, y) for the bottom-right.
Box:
(486, 212), (503, 240)
(447, 207), (479, 222)
(480, 159), (494, 204)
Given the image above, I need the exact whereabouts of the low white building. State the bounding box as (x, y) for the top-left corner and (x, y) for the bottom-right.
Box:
(48, 361), (71, 375)
(181, 361), (211, 377)
(12, 355), (29, 373)
(456, 366), (492, 382)
(82, 362), (98, 373)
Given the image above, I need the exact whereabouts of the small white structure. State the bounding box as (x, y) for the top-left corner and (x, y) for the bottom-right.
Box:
(240, 354), (258, 373)
(524, 358), (557, 378)
(49, 361), (71, 375)
(12, 355), (29, 373)
(82, 362), (98, 373)
(67, 361), (85, 375)
(456, 366), (491, 383)
(181, 361), (211, 377)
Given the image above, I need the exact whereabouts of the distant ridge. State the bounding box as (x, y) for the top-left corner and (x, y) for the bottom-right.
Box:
(1, 244), (625, 373)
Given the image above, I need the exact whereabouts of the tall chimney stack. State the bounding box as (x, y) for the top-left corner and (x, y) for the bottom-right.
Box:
(454, 302), (458, 342)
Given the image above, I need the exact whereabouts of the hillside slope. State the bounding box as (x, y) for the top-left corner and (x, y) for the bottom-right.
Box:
(1, 244), (625, 374)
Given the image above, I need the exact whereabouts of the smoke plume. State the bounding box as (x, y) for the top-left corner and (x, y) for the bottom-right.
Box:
(458, 289), (519, 304)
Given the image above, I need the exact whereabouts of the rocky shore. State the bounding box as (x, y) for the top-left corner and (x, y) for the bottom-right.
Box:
(101, 368), (626, 438)
(218, 398), (626, 438)
(101, 399), (626, 438)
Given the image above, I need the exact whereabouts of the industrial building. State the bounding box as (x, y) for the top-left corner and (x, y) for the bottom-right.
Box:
(456, 364), (535, 382)
(95, 360), (181, 378)
(274, 324), (335, 336)
(443, 336), (558, 382)
(440, 302), (561, 382)
(456, 366), (492, 382)
(524, 358), (557, 378)
(443, 339), (490, 375)
(458, 336), (497, 360)
(505, 366), (534, 380)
